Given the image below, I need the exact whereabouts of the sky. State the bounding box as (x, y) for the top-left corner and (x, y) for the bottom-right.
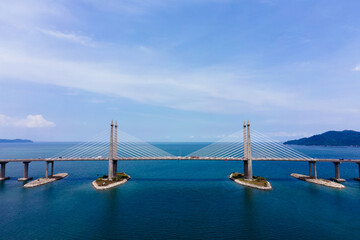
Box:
(0, 0), (360, 142)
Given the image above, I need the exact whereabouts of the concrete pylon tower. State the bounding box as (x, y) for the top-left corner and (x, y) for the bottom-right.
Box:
(244, 120), (253, 180)
(247, 120), (252, 162)
(108, 120), (114, 180)
(243, 121), (247, 159)
(113, 121), (118, 177)
(243, 121), (248, 178)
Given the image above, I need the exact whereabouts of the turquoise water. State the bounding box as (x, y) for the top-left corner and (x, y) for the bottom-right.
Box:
(1, 143), (360, 240)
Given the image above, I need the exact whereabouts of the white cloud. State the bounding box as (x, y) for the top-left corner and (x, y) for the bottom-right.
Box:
(41, 29), (96, 47)
(264, 131), (310, 138)
(353, 65), (360, 71)
(0, 46), (296, 113)
(0, 0), (358, 118)
(0, 114), (55, 128)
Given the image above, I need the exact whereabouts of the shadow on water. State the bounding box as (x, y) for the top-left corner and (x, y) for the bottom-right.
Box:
(242, 188), (257, 238)
(266, 177), (294, 182)
(94, 189), (124, 239)
(133, 178), (228, 182)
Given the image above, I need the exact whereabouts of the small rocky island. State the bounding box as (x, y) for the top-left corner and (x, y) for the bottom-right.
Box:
(284, 130), (360, 146)
(92, 172), (130, 190)
(0, 139), (33, 143)
(229, 173), (272, 190)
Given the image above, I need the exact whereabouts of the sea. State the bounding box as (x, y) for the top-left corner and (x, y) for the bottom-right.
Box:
(1, 142), (360, 240)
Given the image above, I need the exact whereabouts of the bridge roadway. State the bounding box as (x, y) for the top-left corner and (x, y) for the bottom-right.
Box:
(1, 157), (360, 163)
(1, 156), (360, 182)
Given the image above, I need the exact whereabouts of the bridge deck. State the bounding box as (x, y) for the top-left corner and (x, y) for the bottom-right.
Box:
(1, 157), (360, 163)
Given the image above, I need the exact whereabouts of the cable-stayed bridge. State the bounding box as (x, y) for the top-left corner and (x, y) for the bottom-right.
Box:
(1, 121), (360, 182)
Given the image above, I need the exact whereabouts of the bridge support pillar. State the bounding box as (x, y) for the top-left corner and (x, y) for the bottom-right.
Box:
(309, 161), (317, 179)
(0, 162), (10, 181)
(244, 160), (253, 180)
(45, 161), (51, 178)
(331, 162), (345, 182)
(354, 163), (360, 181)
(113, 160), (117, 177)
(108, 161), (114, 180)
(108, 120), (115, 180)
(50, 161), (54, 177)
(18, 161), (33, 181)
(112, 121), (118, 178)
(244, 160), (248, 177)
(244, 120), (253, 180)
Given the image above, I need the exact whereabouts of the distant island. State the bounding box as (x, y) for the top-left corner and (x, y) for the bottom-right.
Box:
(0, 139), (33, 143)
(284, 130), (360, 146)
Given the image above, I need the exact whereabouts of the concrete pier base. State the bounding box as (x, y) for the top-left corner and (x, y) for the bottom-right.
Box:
(309, 161), (317, 179)
(244, 160), (248, 179)
(18, 161), (33, 181)
(92, 172), (130, 190)
(45, 161), (54, 178)
(291, 173), (345, 189)
(108, 160), (114, 180)
(24, 173), (68, 188)
(330, 177), (346, 183)
(330, 162), (345, 182)
(18, 177), (33, 181)
(229, 173), (272, 190)
(0, 162), (9, 181)
(113, 160), (117, 177)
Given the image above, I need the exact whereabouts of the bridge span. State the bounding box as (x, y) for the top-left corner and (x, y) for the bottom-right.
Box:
(1, 120), (360, 183)
(1, 156), (360, 162)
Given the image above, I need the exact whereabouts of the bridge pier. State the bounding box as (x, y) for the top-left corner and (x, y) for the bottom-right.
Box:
(46, 162), (49, 178)
(112, 121), (118, 177)
(0, 162), (10, 181)
(309, 161), (317, 179)
(245, 121), (253, 180)
(242, 120), (253, 180)
(18, 161), (33, 181)
(108, 121), (115, 180)
(330, 162), (345, 182)
(244, 160), (253, 180)
(45, 161), (54, 178)
(113, 160), (117, 177)
(354, 163), (360, 181)
(244, 160), (248, 177)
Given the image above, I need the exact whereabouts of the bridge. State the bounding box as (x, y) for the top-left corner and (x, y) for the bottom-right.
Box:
(1, 121), (360, 182)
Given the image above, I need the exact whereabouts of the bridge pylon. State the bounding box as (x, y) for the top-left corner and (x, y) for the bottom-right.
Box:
(113, 121), (118, 177)
(244, 120), (253, 180)
(108, 120), (115, 180)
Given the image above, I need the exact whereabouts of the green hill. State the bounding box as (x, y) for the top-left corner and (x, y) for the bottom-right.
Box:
(284, 130), (360, 146)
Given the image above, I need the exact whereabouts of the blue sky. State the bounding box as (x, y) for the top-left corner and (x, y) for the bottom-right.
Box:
(0, 0), (360, 141)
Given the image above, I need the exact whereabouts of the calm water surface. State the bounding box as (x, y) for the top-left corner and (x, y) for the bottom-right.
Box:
(1, 142), (360, 240)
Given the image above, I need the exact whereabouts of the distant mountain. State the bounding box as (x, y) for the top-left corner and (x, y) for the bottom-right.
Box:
(284, 130), (360, 146)
(0, 139), (33, 143)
